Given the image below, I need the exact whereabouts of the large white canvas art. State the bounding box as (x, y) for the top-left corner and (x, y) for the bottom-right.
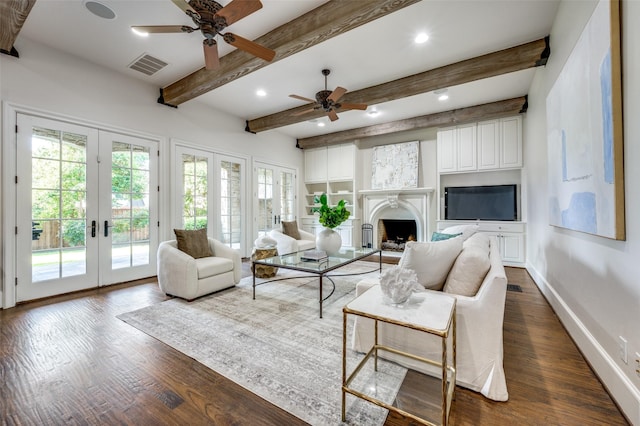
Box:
(546, 0), (624, 240)
(371, 141), (419, 189)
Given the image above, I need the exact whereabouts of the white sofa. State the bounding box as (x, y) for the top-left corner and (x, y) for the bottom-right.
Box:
(268, 228), (316, 255)
(351, 234), (509, 401)
(157, 238), (242, 301)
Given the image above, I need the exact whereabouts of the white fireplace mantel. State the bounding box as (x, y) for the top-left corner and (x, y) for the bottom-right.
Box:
(359, 187), (434, 247)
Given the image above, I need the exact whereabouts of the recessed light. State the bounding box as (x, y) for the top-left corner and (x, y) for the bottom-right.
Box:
(317, 122), (325, 127)
(368, 110), (380, 117)
(84, 1), (116, 20)
(131, 28), (148, 37)
(438, 94), (449, 101)
(414, 33), (429, 44)
(256, 89), (267, 97)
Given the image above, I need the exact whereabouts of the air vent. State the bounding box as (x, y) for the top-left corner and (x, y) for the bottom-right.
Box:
(128, 54), (168, 76)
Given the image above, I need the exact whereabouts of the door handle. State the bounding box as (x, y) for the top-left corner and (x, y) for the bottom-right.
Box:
(91, 220), (96, 238)
(104, 220), (112, 237)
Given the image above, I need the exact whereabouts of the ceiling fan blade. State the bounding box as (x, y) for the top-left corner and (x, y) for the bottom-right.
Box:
(339, 102), (368, 111)
(290, 94), (316, 103)
(171, 0), (201, 19)
(217, 0), (263, 26)
(292, 108), (316, 116)
(328, 110), (339, 122)
(203, 40), (220, 70)
(131, 25), (192, 34)
(223, 33), (275, 62)
(327, 86), (347, 103)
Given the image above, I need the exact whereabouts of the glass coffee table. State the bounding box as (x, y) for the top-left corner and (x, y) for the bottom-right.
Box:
(251, 247), (381, 318)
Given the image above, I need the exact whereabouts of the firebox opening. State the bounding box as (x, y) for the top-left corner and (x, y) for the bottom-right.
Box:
(378, 219), (417, 252)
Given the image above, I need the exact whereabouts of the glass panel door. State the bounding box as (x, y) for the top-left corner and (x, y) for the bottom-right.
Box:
(217, 155), (245, 251)
(16, 115), (99, 301)
(254, 162), (297, 239)
(99, 132), (158, 285)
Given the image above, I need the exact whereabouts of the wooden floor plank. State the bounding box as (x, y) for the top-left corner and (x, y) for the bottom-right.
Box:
(0, 265), (629, 425)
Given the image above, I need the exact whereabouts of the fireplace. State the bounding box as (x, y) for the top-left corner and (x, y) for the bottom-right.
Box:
(360, 187), (434, 251)
(378, 219), (417, 251)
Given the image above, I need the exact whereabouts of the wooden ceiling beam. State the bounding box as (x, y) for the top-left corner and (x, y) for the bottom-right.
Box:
(246, 37), (549, 133)
(296, 96), (528, 149)
(0, 0), (37, 55)
(159, 0), (421, 107)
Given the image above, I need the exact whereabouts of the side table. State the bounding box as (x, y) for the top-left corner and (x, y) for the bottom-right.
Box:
(342, 285), (456, 425)
(251, 246), (279, 278)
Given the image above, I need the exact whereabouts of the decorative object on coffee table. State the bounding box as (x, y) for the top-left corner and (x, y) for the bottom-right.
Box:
(311, 193), (350, 255)
(251, 246), (278, 278)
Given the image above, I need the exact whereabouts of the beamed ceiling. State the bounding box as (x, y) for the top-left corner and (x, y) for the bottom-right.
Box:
(4, 0), (560, 147)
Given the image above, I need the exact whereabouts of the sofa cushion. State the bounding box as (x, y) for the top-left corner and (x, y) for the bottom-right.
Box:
(443, 245), (490, 296)
(196, 256), (234, 279)
(174, 228), (214, 259)
(281, 221), (301, 240)
(441, 224), (479, 241)
(431, 231), (462, 241)
(464, 232), (490, 251)
(398, 238), (463, 290)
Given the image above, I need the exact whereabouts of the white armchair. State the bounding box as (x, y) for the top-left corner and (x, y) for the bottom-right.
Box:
(157, 237), (241, 301)
(268, 228), (316, 255)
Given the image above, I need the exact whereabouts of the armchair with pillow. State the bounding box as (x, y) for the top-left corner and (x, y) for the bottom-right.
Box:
(351, 231), (509, 401)
(157, 228), (241, 301)
(268, 220), (316, 255)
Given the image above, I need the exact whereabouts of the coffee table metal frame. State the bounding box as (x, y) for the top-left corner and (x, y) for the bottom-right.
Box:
(251, 247), (381, 318)
(342, 286), (457, 425)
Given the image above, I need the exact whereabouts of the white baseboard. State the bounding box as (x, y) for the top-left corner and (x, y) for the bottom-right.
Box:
(526, 263), (640, 426)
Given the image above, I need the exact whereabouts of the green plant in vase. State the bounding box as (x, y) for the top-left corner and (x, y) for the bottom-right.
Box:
(311, 193), (351, 228)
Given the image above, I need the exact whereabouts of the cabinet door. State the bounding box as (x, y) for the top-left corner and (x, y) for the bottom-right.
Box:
(437, 128), (457, 173)
(499, 233), (524, 263)
(456, 124), (477, 171)
(304, 147), (327, 182)
(500, 116), (522, 168)
(337, 225), (353, 247)
(477, 120), (500, 170)
(327, 144), (354, 180)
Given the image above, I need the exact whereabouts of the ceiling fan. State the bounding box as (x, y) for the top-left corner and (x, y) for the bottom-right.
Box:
(132, 0), (275, 70)
(289, 69), (368, 122)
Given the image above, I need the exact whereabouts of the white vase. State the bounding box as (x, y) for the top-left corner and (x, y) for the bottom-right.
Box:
(316, 228), (342, 255)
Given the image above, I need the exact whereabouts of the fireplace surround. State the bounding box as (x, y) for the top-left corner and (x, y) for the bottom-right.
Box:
(360, 188), (434, 251)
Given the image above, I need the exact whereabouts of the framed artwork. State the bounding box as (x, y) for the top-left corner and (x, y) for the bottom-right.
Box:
(546, 0), (624, 240)
(371, 141), (419, 189)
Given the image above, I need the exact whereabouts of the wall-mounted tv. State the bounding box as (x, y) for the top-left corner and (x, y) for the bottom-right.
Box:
(445, 184), (518, 221)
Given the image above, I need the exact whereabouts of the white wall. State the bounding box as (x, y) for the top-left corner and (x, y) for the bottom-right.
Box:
(0, 37), (302, 306)
(524, 0), (640, 423)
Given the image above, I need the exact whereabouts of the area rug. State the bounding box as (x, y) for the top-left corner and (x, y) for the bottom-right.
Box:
(117, 261), (406, 425)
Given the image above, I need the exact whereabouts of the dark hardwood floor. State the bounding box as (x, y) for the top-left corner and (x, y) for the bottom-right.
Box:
(0, 262), (629, 425)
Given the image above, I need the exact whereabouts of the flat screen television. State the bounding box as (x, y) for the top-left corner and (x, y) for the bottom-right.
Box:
(445, 184), (517, 221)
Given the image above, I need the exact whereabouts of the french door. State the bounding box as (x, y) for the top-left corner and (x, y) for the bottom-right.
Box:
(254, 162), (296, 238)
(175, 145), (247, 254)
(15, 114), (158, 302)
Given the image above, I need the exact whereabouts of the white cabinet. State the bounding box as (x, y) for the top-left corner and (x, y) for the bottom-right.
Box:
(437, 128), (457, 173)
(437, 220), (525, 266)
(300, 217), (359, 248)
(438, 116), (522, 174)
(437, 124), (477, 172)
(456, 124), (477, 171)
(304, 147), (327, 182)
(500, 116), (522, 168)
(327, 144), (355, 180)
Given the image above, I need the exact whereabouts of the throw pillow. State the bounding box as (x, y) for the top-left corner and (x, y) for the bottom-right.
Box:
(398, 238), (463, 291)
(441, 224), (479, 241)
(443, 245), (490, 297)
(463, 232), (490, 251)
(281, 221), (301, 240)
(174, 228), (214, 259)
(431, 231), (462, 241)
